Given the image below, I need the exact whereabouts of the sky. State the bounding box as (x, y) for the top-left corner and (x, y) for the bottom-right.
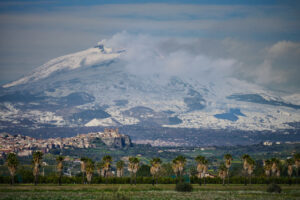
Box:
(0, 0), (300, 93)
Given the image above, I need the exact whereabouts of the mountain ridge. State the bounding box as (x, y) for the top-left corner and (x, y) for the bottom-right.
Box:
(1, 43), (300, 139)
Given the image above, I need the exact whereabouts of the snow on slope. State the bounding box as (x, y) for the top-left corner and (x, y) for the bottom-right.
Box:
(85, 118), (118, 127)
(3, 43), (121, 88)
(282, 94), (300, 105)
(0, 103), (65, 128)
(1, 41), (300, 132)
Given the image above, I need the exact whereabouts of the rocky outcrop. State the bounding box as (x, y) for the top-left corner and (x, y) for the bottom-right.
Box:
(100, 135), (131, 148)
(93, 128), (132, 148)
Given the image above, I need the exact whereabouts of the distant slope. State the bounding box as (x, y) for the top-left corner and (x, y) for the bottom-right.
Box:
(1, 43), (300, 136)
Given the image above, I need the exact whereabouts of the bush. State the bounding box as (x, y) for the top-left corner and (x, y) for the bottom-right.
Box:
(267, 183), (282, 193)
(175, 182), (193, 192)
(114, 192), (130, 200)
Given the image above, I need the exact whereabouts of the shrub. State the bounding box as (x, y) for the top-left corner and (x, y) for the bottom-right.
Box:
(175, 182), (193, 192)
(114, 192), (130, 200)
(267, 183), (282, 193)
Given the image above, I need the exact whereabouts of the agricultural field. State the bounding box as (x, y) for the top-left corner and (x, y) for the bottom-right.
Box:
(0, 184), (300, 200)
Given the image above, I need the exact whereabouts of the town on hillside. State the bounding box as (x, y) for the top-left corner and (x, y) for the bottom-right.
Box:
(0, 128), (131, 158)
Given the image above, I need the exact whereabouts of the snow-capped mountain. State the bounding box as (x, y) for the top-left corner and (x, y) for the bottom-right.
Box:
(1, 41), (300, 137)
(3, 43), (121, 88)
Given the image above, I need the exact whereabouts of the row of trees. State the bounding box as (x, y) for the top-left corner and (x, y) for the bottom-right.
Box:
(4, 152), (300, 186)
(70, 155), (141, 185)
(5, 151), (44, 185)
(218, 154), (300, 186)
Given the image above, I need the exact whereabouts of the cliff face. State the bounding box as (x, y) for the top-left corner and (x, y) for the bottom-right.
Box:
(100, 135), (131, 148)
(95, 128), (132, 148)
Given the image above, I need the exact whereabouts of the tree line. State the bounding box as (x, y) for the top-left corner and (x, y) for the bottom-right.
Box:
(4, 152), (300, 185)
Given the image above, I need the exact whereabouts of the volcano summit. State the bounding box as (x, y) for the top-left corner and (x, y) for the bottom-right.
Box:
(1, 35), (300, 145)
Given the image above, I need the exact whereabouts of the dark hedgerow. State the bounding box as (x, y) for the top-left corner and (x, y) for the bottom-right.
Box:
(267, 183), (282, 193)
(0, 174), (299, 185)
(175, 182), (193, 192)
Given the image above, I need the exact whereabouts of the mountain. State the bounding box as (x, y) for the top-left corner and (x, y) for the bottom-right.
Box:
(1, 42), (300, 146)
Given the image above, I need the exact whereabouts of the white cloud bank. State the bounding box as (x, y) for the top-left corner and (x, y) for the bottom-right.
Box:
(253, 41), (300, 91)
(104, 32), (237, 82)
(102, 32), (300, 93)
(0, 3), (300, 93)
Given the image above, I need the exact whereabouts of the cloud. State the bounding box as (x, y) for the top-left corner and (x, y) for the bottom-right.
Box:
(103, 32), (238, 83)
(268, 41), (300, 58)
(0, 3), (300, 92)
(253, 41), (300, 91)
(107, 33), (300, 93)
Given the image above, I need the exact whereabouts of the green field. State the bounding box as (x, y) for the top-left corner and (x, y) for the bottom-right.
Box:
(0, 184), (300, 200)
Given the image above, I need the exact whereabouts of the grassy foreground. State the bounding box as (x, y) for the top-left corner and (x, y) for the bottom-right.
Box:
(0, 184), (300, 200)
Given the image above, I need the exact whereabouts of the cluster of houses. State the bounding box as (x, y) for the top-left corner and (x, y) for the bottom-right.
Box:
(0, 128), (131, 158)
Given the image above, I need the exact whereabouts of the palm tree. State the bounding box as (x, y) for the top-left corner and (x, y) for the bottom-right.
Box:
(270, 158), (280, 183)
(195, 155), (206, 186)
(85, 159), (94, 184)
(293, 153), (300, 184)
(286, 158), (294, 185)
(270, 158), (280, 176)
(202, 159), (208, 185)
(263, 159), (272, 184)
(56, 156), (64, 186)
(5, 153), (19, 185)
(174, 156), (186, 179)
(116, 160), (125, 178)
(150, 157), (162, 185)
(246, 157), (255, 185)
(80, 157), (88, 184)
(242, 154), (250, 185)
(102, 155), (112, 179)
(172, 159), (179, 179)
(96, 161), (104, 177)
(218, 163), (227, 186)
(128, 157), (139, 185)
(32, 151), (43, 186)
(224, 154), (233, 185)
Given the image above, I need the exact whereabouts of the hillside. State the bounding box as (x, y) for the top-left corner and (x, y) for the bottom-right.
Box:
(0, 41), (300, 145)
